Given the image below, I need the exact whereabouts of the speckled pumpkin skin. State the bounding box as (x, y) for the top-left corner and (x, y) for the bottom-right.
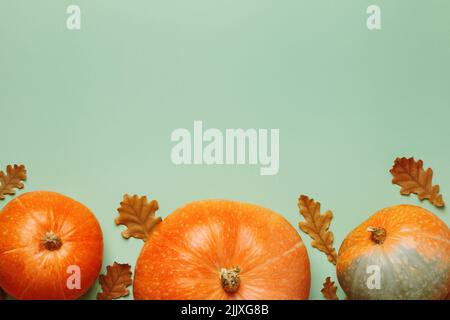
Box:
(133, 200), (311, 300)
(0, 191), (103, 300)
(337, 205), (450, 300)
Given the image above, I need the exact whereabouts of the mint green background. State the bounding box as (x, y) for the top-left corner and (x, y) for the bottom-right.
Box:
(1, 1), (449, 300)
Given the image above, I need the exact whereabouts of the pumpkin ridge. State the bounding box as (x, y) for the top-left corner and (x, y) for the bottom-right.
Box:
(16, 275), (37, 300)
(58, 216), (98, 239)
(243, 241), (305, 275)
(0, 246), (31, 256)
(55, 263), (68, 300)
(404, 231), (450, 246)
(52, 200), (78, 233)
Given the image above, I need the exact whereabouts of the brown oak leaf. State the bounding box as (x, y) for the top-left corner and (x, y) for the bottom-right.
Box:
(97, 262), (132, 300)
(0, 164), (27, 200)
(298, 195), (338, 265)
(390, 157), (445, 208)
(115, 194), (162, 241)
(321, 277), (339, 300)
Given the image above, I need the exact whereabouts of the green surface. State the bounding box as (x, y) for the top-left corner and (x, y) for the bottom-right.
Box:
(1, 0), (449, 300)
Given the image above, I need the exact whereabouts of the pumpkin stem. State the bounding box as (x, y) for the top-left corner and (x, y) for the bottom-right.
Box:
(219, 266), (241, 294)
(367, 227), (386, 244)
(42, 232), (63, 251)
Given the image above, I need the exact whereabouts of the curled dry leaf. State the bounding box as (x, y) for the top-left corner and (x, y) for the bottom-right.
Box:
(115, 194), (162, 241)
(298, 195), (338, 265)
(321, 277), (339, 300)
(0, 164), (27, 200)
(390, 157), (445, 208)
(97, 262), (132, 300)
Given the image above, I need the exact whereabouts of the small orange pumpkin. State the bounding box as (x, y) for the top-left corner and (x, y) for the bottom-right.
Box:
(134, 200), (311, 300)
(0, 191), (103, 300)
(337, 205), (450, 300)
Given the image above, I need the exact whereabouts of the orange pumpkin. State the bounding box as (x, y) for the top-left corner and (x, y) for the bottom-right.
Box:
(337, 205), (450, 300)
(0, 191), (103, 300)
(134, 200), (310, 300)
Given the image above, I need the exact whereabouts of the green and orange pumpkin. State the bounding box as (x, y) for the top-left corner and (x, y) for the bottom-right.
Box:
(337, 205), (450, 300)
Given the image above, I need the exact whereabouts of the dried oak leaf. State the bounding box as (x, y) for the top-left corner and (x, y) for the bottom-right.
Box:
(115, 194), (162, 241)
(390, 157), (445, 208)
(0, 164), (27, 200)
(321, 277), (339, 300)
(97, 262), (132, 300)
(298, 195), (338, 265)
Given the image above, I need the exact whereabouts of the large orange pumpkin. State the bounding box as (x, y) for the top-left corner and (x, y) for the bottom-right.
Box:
(134, 200), (310, 300)
(0, 191), (103, 300)
(337, 205), (450, 300)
